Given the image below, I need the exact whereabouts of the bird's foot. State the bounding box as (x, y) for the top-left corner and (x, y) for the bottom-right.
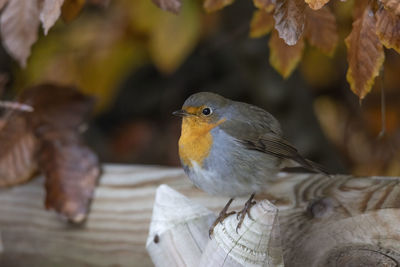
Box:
(236, 193), (256, 233)
(209, 198), (235, 238)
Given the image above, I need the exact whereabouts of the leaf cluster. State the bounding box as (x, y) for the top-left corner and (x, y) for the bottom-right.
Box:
(157, 0), (400, 100)
(0, 83), (100, 223)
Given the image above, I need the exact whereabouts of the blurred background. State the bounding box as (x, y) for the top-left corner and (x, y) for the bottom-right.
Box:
(1, 0), (400, 176)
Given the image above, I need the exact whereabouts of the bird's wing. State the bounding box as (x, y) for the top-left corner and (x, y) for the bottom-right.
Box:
(229, 102), (283, 136)
(220, 120), (328, 174)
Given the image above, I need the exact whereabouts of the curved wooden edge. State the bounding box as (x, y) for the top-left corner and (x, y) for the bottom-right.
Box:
(1, 164), (400, 266)
(0, 164), (246, 267)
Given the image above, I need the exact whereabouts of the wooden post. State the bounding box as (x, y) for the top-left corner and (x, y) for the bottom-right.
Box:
(1, 165), (400, 266)
(146, 185), (215, 267)
(269, 173), (400, 266)
(199, 198), (283, 267)
(0, 165), (190, 267)
(147, 172), (400, 266)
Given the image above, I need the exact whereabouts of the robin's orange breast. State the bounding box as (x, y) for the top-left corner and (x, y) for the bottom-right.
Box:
(178, 117), (225, 168)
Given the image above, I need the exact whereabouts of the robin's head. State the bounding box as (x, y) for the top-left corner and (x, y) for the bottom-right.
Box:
(174, 92), (229, 167)
(173, 92), (228, 124)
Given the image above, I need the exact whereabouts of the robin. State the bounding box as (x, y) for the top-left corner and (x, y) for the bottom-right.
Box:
(173, 92), (326, 236)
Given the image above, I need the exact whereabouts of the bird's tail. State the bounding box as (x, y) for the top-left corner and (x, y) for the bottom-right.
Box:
(281, 156), (330, 175)
(304, 159), (330, 175)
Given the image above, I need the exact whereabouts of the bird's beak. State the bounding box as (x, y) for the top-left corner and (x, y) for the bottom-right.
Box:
(172, 109), (190, 117)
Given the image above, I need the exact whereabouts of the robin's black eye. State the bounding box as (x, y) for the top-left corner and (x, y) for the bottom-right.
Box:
(202, 107), (212, 116)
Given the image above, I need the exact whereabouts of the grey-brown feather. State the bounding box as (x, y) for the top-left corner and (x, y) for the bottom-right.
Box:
(218, 101), (327, 174)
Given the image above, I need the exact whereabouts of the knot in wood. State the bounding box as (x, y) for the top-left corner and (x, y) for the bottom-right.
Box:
(307, 197), (333, 218)
(153, 234), (159, 244)
(323, 245), (400, 267)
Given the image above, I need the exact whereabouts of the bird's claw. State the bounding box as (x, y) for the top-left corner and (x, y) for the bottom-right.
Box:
(209, 210), (236, 237)
(209, 198), (235, 238)
(235, 193), (256, 233)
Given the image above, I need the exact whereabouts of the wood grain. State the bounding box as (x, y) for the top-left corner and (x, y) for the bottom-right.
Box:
(0, 164), (247, 267)
(146, 171), (400, 266)
(1, 164), (400, 266)
(268, 173), (400, 266)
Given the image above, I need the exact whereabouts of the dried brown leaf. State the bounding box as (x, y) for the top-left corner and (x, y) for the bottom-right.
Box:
(353, 0), (369, 19)
(269, 29), (305, 78)
(61, 0), (85, 23)
(152, 0), (181, 14)
(19, 83), (99, 222)
(0, 114), (38, 187)
(305, 0), (329, 10)
(380, 0), (400, 16)
(305, 6), (338, 55)
(273, 0), (306, 45)
(0, 0), (40, 67)
(40, 0), (65, 35)
(345, 6), (385, 99)
(252, 0), (275, 12)
(39, 129), (100, 223)
(376, 7), (400, 53)
(0, 84), (98, 220)
(19, 83), (95, 130)
(203, 0), (234, 13)
(250, 9), (275, 38)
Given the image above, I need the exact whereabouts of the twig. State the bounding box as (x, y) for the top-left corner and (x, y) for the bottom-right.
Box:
(0, 101), (34, 112)
(378, 66), (386, 139)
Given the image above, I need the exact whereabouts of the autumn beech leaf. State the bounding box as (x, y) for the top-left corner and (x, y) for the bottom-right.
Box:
(274, 0), (306, 46)
(0, 83), (98, 221)
(305, 6), (338, 56)
(18, 83), (100, 222)
(0, 0), (40, 67)
(0, 114), (38, 187)
(40, 0), (65, 35)
(39, 129), (100, 223)
(250, 9), (275, 38)
(19, 84), (95, 130)
(353, 0), (369, 19)
(204, 0), (234, 13)
(305, 0), (329, 10)
(376, 7), (400, 53)
(380, 0), (400, 16)
(345, 6), (385, 99)
(253, 0), (275, 12)
(152, 0), (181, 14)
(61, 0), (85, 23)
(269, 30), (305, 78)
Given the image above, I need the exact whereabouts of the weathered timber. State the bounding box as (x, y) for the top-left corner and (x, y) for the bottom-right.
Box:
(1, 165), (400, 266)
(0, 164), (245, 267)
(270, 173), (400, 266)
(147, 172), (400, 267)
